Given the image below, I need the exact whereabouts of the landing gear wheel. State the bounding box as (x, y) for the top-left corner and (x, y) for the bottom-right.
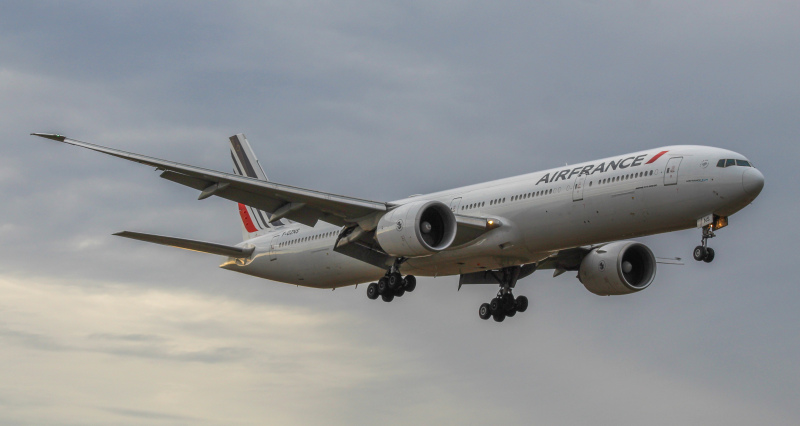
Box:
(388, 273), (402, 289)
(479, 266), (532, 323)
(703, 247), (715, 263)
(403, 275), (416, 292)
(479, 303), (492, 320)
(376, 259), (413, 303)
(515, 295), (529, 312)
(502, 293), (515, 310)
(377, 278), (389, 294)
(490, 298), (502, 313)
(693, 246), (707, 261)
(366, 283), (379, 300)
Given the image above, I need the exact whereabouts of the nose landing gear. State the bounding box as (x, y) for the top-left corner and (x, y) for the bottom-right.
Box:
(366, 258), (416, 302)
(693, 225), (716, 263)
(478, 266), (530, 322)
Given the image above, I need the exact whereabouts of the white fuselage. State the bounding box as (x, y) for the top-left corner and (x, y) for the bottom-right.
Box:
(221, 145), (763, 288)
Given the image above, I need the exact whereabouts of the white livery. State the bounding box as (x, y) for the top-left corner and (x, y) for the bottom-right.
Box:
(31, 133), (764, 321)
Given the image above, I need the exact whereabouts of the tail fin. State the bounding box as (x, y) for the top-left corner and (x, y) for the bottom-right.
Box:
(229, 133), (291, 240)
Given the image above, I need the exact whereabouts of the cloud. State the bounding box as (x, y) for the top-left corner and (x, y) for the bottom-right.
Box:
(0, 277), (426, 424)
(1, 1), (799, 425)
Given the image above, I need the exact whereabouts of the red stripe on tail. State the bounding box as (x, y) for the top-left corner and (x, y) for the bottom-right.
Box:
(646, 150), (669, 164)
(238, 203), (258, 233)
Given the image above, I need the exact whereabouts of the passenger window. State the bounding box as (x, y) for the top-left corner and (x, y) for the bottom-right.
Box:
(725, 159), (735, 167)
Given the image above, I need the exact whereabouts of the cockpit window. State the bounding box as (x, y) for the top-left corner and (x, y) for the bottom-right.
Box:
(717, 158), (754, 168)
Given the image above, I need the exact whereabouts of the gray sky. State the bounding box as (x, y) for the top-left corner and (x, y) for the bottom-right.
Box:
(1, 1), (799, 424)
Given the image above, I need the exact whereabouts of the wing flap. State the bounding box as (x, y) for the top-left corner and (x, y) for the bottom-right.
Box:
(114, 231), (254, 258)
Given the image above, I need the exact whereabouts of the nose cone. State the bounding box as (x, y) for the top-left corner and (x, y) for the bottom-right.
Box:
(742, 168), (765, 198)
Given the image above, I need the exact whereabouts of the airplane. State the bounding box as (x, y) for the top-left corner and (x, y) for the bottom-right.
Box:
(30, 133), (765, 322)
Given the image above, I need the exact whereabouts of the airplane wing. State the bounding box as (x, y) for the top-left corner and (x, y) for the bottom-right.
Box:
(32, 133), (387, 228)
(31, 134), (496, 237)
(459, 244), (683, 286)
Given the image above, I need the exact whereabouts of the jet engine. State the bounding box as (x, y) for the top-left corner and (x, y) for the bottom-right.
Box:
(375, 200), (457, 257)
(578, 241), (657, 296)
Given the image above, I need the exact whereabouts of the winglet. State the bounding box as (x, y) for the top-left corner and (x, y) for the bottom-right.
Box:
(31, 133), (67, 142)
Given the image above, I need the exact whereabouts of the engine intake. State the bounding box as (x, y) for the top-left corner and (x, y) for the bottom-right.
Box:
(375, 200), (457, 257)
(578, 241), (657, 296)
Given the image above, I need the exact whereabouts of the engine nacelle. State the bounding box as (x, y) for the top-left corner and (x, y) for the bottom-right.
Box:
(578, 241), (657, 296)
(375, 200), (457, 257)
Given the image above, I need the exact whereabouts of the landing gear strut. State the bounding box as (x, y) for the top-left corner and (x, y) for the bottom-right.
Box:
(693, 225), (716, 263)
(478, 266), (530, 322)
(366, 258), (416, 302)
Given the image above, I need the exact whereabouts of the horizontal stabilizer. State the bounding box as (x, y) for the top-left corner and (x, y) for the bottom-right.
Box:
(114, 231), (254, 258)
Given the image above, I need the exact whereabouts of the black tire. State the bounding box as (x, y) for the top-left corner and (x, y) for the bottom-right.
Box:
(366, 283), (380, 300)
(381, 293), (394, 302)
(515, 295), (529, 313)
(492, 312), (505, 322)
(503, 293), (515, 312)
(693, 246), (707, 261)
(404, 275), (417, 292)
(394, 287), (405, 297)
(377, 278), (389, 294)
(506, 309), (516, 317)
(479, 303), (492, 320)
(704, 247), (715, 263)
(490, 298), (502, 313)
(388, 273), (402, 289)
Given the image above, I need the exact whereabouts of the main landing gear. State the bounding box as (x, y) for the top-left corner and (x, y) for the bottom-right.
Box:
(693, 225), (716, 263)
(478, 266), (529, 322)
(366, 258), (416, 302)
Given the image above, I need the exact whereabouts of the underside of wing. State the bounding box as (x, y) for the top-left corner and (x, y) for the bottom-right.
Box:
(31, 133), (386, 228)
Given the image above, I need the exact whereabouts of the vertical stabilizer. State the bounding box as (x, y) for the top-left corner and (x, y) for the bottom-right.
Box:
(229, 134), (291, 240)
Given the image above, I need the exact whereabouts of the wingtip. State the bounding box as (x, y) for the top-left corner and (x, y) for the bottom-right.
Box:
(31, 133), (67, 142)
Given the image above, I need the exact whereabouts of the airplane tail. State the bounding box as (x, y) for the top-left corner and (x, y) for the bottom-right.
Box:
(229, 133), (291, 240)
